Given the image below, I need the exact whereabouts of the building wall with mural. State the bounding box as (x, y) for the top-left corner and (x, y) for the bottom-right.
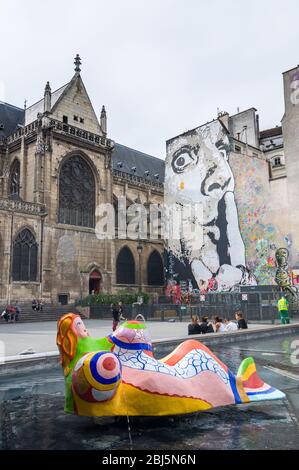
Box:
(164, 115), (294, 292)
(230, 150), (289, 286)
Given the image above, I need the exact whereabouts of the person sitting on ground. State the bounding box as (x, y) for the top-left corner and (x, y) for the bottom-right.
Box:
(188, 315), (202, 335)
(32, 298), (38, 311)
(199, 316), (214, 334)
(7, 305), (16, 322)
(235, 311), (248, 329)
(1, 308), (9, 322)
(214, 316), (226, 333)
(224, 318), (238, 332)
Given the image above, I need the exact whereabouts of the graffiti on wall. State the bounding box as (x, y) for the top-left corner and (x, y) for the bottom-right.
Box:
(230, 151), (290, 286)
(165, 119), (257, 292)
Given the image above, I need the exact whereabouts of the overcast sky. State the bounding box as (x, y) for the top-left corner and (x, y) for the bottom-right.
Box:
(1, 0), (298, 158)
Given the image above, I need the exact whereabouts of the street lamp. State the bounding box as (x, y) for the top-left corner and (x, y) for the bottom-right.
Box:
(137, 238), (143, 294)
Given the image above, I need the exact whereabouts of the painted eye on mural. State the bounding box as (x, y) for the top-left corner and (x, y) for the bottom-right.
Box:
(171, 147), (198, 174)
(216, 139), (230, 160)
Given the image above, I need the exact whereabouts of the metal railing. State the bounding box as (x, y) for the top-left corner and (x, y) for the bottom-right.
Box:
(89, 289), (299, 323)
(112, 169), (164, 190)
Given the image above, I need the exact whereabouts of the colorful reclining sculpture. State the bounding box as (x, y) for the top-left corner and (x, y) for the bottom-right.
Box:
(56, 313), (285, 416)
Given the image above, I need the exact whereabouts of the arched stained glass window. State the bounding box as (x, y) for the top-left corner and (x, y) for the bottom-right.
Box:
(116, 247), (135, 284)
(58, 155), (95, 228)
(147, 250), (164, 286)
(9, 159), (20, 199)
(12, 229), (38, 282)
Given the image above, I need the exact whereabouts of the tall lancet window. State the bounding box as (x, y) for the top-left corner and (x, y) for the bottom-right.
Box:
(58, 155), (96, 228)
(12, 229), (38, 282)
(9, 159), (20, 199)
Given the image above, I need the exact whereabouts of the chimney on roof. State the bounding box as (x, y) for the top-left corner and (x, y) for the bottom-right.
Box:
(44, 81), (52, 113)
(256, 113), (260, 139)
(101, 105), (107, 136)
(218, 111), (229, 130)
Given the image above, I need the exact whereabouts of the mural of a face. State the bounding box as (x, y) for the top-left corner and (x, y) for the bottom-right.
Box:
(165, 120), (256, 292)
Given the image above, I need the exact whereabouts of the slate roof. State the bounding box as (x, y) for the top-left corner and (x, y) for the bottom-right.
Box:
(260, 126), (282, 139)
(112, 143), (165, 182)
(24, 83), (69, 125)
(1, 101), (165, 184)
(0, 102), (25, 138)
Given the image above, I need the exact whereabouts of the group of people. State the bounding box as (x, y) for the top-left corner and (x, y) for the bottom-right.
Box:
(32, 298), (43, 311)
(111, 302), (126, 331)
(1, 302), (21, 323)
(188, 311), (248, 336)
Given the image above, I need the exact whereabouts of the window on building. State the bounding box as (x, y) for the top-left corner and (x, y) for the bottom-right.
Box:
(116, 247), (135, 284)
(80, 117), (84, 124)
(273, 157), (281, 167)
(147, 250), (164, 286)
(63, 115), (68, 124)
(74, 115), (78, 121)
(9, 159), (20, 199)
(58, 155), (95, 227)
(12, 229), (38, 282)
(235, 145), (241, 153)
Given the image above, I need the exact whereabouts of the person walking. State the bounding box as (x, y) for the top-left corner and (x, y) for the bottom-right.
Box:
(277, 295), (290, 324)
(118, 301), (126, 321)
(111, 303), (120, 332)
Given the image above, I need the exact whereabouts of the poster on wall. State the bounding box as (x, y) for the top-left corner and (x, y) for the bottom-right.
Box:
(164, 119), (257, 293)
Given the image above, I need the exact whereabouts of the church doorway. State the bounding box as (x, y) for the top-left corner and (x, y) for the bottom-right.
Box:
(89, 269), (102, 294)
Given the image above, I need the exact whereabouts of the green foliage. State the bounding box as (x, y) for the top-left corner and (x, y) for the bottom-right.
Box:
(77, 291), (150, 306)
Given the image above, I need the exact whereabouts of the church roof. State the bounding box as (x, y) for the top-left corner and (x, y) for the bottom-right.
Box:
(112, 143), (165, 183)
(0, 102), (25, 138)
(0, 101), (165, 184)
(24, 83), (69, 125)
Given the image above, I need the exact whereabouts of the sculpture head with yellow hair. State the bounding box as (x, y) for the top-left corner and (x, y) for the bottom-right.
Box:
(56, 313), (114, 412)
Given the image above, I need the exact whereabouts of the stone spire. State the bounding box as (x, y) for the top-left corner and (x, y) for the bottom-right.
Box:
(74, 54), (81, 73)
(101, 105), (107, 135)
(44, 81), (52, 113)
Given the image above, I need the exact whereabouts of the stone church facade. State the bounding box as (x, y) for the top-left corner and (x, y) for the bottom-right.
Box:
(1, 56), (299, 304)
(0, 56), (165, 304)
